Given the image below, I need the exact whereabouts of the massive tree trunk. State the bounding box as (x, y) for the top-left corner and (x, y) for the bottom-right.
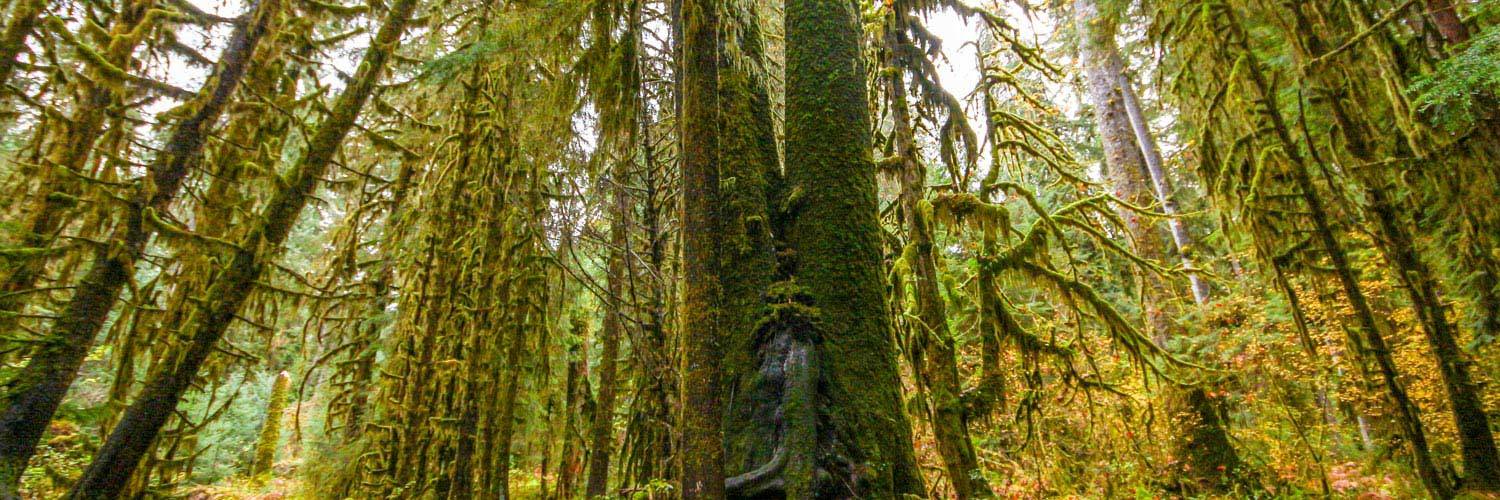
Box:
(0, 1), (278, 493)
(784, 0), (923, 495)
(1074, 0), (1245, 489)
(63, 0), (415, 495)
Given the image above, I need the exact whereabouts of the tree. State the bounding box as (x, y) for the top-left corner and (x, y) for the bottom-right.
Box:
(783, 0), (923, 495)
(678, 0), (725, 496)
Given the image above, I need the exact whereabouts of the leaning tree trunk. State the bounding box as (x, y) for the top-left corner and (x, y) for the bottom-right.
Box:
(784, 0), (924, 495)
(0, 0), (158, 294)
(1213, 7), (1449, 495)
(1285, 3), (1499, 491)
(64, 0), (416, 495)
(0, 1), (277, 493)
(0, 0), (156, 348)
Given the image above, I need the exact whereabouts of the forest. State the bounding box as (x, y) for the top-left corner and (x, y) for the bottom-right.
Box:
(0, 0), (1498, 497)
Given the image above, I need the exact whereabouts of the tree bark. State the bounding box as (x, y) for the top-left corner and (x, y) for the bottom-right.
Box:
(1116, 72), (1210, 305)
(1215, 7), (1449, 495)
(584, 159), (629, 498)
(1425, 0), (1469, 45)
(249, 371), (291, 482)
(679, 0), (726, 496)
(0, 0), (43, 89)
(785, 0), (924, 495)
(1075, 0), (1245, 489)
(884, 23), (993, 498)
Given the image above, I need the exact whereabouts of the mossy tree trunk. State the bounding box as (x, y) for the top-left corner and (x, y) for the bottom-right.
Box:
(585, 158), (630, 498)
(785, 0), (923, 495)
(1205, 6), (1448, 496)
(250, 371), (291, 483)
(0, 0), (44, 91)
(883, 23), (993, 498)
(0, 0), (156, 312)
(1285, 4), (1500, 490)
(679, 0), (726, 496)
(63, 0), (416, 495)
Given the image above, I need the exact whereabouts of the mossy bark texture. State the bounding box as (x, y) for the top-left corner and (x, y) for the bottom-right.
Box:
(250, 371), (292, 482)
(785, 0), (923, 496)
(679, 0), (727, 497)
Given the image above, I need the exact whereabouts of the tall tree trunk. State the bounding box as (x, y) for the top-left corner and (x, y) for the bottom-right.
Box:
(1075, 0), (1245, 489)
(884, 25), (993, 498)
(64, 0), (415, 494)
(585, 160), (629, 498)
(679, 0), (726, 496)
(493, 307), (532, 499)
(701, 0), (783, 494)
(0, 1), (277, 493)
(558, 318), (588, 499)
(785, 0), (923, 495)
(0, 0), (156, 347)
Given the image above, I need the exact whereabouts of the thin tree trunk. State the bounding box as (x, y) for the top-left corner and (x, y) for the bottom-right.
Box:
(64, 0), (415, 494)
(1217, 7), (1448, 494)
(0, 1), (276, 493)
(585, 160), (629, 498)
(0, 0), (156, 344)
(1116, 72), (1210, 305)
(493, 308), (531, 499)
(1286, 3), (1500, 490)
(249, 371), (291, 482)
(884, 25), (992, 498)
